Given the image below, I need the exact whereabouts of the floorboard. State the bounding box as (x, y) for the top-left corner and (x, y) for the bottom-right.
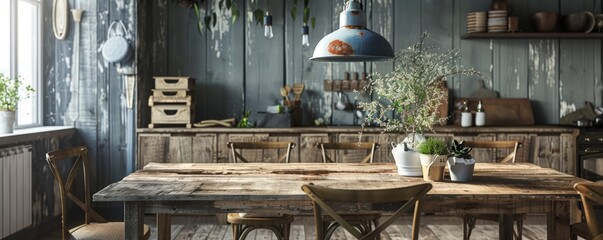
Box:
(39, 215), (558, 240)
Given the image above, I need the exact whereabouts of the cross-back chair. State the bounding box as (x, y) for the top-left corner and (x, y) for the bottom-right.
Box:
(227, 141), (296, 163)
(46, 146), (150, 240)
(572, 182), (603, 240)
(460, 140), (523, 240)
(302, 183), (432, 240)
(316, 142), (380, 163)
(226, 141), (296, 240)
(463, 140), (521, 163)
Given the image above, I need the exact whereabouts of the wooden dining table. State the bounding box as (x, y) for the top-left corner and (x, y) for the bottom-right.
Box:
(93, 162), (587, 240)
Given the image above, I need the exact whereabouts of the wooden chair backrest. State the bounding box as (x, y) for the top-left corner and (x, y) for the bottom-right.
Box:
(574, 182), (603, 239)
(302, 183), (432, 240)
(316, 142), (380, 163)
(227, 141), (296, 163)
(463, 140), (521, 163)
(46, 146), (107, 240)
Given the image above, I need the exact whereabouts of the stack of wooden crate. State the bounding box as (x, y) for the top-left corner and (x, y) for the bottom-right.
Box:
(148, 76), (193, 128)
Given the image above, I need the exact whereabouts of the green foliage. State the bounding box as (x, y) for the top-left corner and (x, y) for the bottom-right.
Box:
(180, 0), (314, 35)
(237, 111), (253, 128)
(416, 138), (448, 155)
(0, 73), (34, 111)
(448, 140), (472, 159)
(359, 32), (486, 135)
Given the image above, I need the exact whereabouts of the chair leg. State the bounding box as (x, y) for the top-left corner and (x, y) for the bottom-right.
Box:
(514, 218), (523, 240)
(463, 216), (476, 240)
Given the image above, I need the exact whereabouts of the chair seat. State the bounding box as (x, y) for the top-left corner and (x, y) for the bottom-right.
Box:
(572, 222), (593, 239)
(227, 213), (294, 225)
(70, 222), (151, 240)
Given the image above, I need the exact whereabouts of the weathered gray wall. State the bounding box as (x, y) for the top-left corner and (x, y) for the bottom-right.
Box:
(43, 0), (137, 217)
(140, 0), (603, 126)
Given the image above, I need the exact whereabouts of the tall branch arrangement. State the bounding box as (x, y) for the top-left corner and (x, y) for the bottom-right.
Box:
(359, 32), (485, 135)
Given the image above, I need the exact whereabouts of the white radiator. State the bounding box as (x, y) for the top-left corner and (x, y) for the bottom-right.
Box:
(1, 145), (32, 238)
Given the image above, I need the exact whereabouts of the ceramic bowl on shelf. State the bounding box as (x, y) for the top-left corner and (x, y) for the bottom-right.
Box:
(532, 12), (559, 32)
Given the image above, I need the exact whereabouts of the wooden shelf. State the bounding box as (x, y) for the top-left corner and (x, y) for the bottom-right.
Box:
(462, 32), (603, 39)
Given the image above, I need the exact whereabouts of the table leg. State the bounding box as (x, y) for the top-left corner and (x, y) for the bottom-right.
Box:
(499, 214), (514, 240)
(547, 201), (571, 240)
(157, 213), (172, 240)
(124, 202), (144, 240)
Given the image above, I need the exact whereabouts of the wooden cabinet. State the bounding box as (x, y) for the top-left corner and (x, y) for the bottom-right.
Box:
(137, 127), (578, 174)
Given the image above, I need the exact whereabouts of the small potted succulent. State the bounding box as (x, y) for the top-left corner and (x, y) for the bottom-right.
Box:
(0, 73), (34, 134)
(416, 138), (448, 182)
(447, 140), (476, 182)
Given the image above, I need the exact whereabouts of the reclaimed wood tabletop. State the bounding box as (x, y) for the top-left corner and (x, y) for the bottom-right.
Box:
(93, 163), (587, 240)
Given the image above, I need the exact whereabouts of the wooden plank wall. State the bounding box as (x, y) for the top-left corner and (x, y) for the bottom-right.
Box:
(140, 0), (603, 126)
(42, 0), (138, 214)
(37, 0), (601, 227)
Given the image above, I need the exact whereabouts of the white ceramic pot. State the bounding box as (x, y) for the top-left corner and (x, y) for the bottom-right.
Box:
(0, 111), (16, 134)
(447, 157), (476, 182)
(391, 142), (422, 176)
(419, 154), (447, 182)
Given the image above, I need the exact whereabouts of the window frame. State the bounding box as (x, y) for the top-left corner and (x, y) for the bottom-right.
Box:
(9, 0), (43, 128)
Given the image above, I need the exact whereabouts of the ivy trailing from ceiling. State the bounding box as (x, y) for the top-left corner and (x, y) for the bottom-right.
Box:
(290, 0), (315, 29)
(173, 0), (314, 35)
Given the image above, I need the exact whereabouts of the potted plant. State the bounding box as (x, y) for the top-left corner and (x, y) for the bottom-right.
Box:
(447, 140), (476, 182)
(0, 73), (34, 134)
(358, 32), (484, 176)
(416, 138), (448, 182)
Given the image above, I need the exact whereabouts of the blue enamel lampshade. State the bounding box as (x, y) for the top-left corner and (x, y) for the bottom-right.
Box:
(311, 0), (394, 62)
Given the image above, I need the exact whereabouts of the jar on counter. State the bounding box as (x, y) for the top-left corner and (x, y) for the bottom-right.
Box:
(460, 100), (472, 127)
(475, 100), (486, 127)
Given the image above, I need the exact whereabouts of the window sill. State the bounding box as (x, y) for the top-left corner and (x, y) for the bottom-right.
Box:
(0, 126), (76, 146)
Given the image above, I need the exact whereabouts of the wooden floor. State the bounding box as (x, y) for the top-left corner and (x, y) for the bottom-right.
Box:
(147, 215), (549, 240)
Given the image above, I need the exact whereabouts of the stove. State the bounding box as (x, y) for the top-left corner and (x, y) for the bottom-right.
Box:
(576, 128), (603, 183)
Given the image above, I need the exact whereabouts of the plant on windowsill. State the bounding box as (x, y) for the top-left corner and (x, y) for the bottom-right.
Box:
(0, 73), (35, 134)
(358, 32), (485, 177)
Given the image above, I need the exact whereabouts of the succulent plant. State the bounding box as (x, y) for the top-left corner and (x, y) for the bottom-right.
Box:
(448, 140), (472, 159)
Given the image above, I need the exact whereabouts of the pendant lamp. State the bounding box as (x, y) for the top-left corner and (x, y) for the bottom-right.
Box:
(311, 0), (394, 62)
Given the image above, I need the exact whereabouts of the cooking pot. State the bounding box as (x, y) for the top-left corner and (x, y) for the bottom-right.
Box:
(594, 114), (603, 127)
(102, 20), (132, 63)
(574, 117), (593, 127)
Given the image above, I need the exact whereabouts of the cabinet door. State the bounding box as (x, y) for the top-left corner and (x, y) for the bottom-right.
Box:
(533, 135), (561, 171)
(192, 134), (217, 163)
(300, 134), (330, 163)
(498, 133), (531, 163)
(137, 133), (169, 169)
(168, 136), (193, 163)
(268, 135), (300, 163)
(337, 133), (379, 163)
(224, 134), (270, 163)
(454, 134), (496, 163)
(559, 133), (575, 175)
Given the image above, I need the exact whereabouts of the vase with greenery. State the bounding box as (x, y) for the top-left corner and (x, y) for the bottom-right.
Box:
(0, 73), (35, 134)
(416, 138), (448, 182)
(447, 140), (476, 182)
(358, 32), (483, 176)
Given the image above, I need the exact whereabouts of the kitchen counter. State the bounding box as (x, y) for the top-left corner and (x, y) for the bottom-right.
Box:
(138, 125), (576, 134)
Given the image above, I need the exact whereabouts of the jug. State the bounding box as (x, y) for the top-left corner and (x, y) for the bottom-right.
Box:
(391, 142), (422, 176)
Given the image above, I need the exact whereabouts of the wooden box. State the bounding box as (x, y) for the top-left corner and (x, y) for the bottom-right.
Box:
(149, 105), (192, 128)
(152, 89), (188, 98)
(154, 76), (192, 90)
(148, 95), (192, 106)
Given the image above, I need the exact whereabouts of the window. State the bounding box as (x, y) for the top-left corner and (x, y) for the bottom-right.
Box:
(0, 0), (42, 127)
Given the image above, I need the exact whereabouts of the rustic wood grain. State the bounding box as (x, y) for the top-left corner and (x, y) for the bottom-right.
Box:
(94, 163), (584, 239)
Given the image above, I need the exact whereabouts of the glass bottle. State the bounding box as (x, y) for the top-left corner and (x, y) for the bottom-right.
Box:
(475, 100), (486, 126)
(460, 100), (472, 127)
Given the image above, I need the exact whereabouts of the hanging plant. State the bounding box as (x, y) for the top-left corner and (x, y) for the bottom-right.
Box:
(290, 0), (315, 28)
(173, 0), (313, 35)
(173, 0), (240, 34)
